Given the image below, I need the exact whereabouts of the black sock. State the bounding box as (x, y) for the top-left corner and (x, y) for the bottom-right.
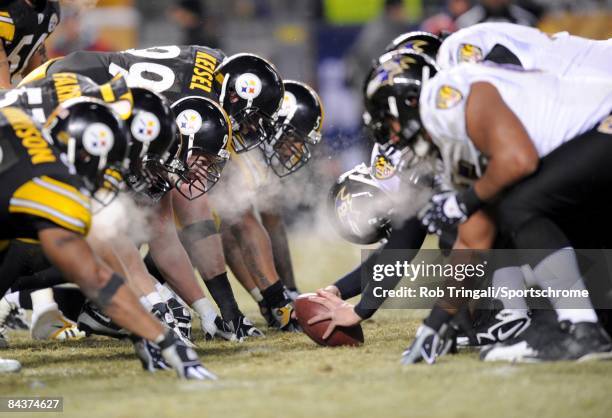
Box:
(204, 272), (241, 322)
(261, 281), (286, 308)
(424, 305), (454, 332)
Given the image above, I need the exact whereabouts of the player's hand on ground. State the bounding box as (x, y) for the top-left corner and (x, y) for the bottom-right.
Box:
(158, 330), (217, 380)
(401, 323), (451, 365)
(307, 290), (362, 339)
(132, 337), (171, 372)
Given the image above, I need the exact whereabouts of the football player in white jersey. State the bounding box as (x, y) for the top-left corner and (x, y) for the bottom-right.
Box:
(376, 48), (612, 362)
(436, 22), (611, 78)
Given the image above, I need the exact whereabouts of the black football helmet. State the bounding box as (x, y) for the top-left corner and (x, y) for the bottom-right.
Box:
(384, 31), (442, 60)
(124, 87), (178, 201)
(363, 50), (438, 153)
(213, 53), (284, 153)
(328, 164), (394, 245)
(43, 97), (130, 203)
(169, 96), (231, 200)
(262, 80), (324, 177)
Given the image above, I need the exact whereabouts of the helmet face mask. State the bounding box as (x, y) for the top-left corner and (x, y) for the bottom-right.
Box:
(170, 96), (232, 200)
(173, 148), (229, 200)
(231, 106), (275, 153)
(263, 80), (323, 177)
(364, 50), (438, 158)
(124, 88), (178, 201)
(263, 123), (311, 177)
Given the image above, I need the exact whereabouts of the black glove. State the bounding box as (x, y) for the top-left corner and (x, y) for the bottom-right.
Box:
(419, 187), (483, 236)
(166, 297), (193, 342)
(158, 330), (217, 380)
(151, 302), (177, 330)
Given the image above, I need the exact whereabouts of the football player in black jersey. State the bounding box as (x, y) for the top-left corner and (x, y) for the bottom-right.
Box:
(0, 77), (247, 343)
(0, 0), (61, 88)
(27, 45), (304, 333)
(0, 98), (215, 379)
(0, 72), (134, 342)
(221, 80), (324, 323)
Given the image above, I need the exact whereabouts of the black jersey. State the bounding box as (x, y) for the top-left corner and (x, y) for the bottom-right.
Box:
(40, 45), (225, 104)
(0, 106), (91, 244)
(1, 72), (132, 123)
(0, 0), (60, 84)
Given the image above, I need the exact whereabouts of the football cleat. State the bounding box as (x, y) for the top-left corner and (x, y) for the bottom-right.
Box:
(205, 316), (237, 341)
(77, 301), (129, 338)
(167, 297), (193, 342)
(456, 308), (531, 347)
(271, 300), (300, 332)
(560, 321), (612, 361)
(479, 319), (610, 363)
(401, 324), (448, 365)
(0, 358), (21, 373)
(0, 298), (11, 347)
(132, 337), (171, 372)
(31, 307), (86, 341)
(6, 307), (29, 330)
(0, 297), (29, 331)
(216, 315), (265, 342)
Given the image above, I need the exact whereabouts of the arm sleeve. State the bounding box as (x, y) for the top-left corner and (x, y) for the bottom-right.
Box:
(349, 217), (427, 319)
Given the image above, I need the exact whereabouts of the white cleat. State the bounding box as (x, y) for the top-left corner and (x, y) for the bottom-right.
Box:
(0, 298), (13, 347)
(0, 358), (21, 373)
(31, 308), (86, 341)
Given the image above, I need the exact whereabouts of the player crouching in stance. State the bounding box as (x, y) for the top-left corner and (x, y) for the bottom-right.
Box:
(0, 98), (215, 379)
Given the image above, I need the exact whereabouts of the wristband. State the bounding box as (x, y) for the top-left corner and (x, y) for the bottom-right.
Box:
(458, 186), (484, 216)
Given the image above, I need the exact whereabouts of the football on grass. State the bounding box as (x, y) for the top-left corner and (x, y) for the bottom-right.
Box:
(295, 293), (364, 347)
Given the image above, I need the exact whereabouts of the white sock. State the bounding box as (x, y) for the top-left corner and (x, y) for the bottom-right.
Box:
(4, 292), (20, 307)
(533, 248), (598, 323)
(155, 283), (174, 302)
(139, 296), (152, 310)
(191, 298), (217, 323)
(147, 292), (163, 306)
(249, 287), (263, 303)
(31, 288), (58, 314)
(492, 266), (529, 313)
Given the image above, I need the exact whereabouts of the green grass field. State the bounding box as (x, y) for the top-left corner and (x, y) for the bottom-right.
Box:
(2, 234), (612, 418)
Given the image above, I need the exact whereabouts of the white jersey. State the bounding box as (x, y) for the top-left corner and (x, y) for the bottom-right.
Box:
(420, 63), (612, 182)
(437, 22), (612, 78)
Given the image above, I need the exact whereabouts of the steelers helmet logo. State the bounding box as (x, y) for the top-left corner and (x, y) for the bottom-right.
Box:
(176, 109), (202, 135)
(278, 91), (297, 118)
(131, 111), (161, 143)
(235, 73), (262, 100)
(457, 43), (483, 64)
(83, 123), (115, 156)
